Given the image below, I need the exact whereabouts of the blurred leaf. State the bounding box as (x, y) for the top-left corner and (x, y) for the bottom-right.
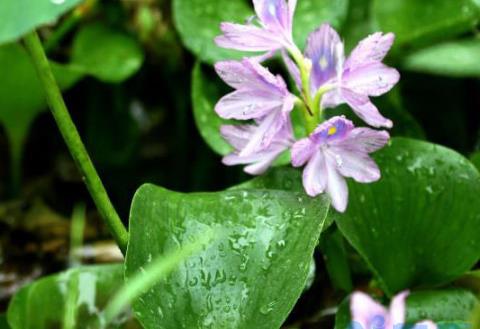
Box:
(192, 62), (233, 155)
(71, 23), (144, 83)
(334, 137), (480, 295)
(0, 0), (83, 45)
(470, 152), (480, 171)
(6, 264), (139, 329)
(0, 315), (9, 329)
(341, 0), (374, 52)
(293, 0), (349, 49)
(126, 184), (330, 329)
(335, 289), (477, 329)
(173, 0), (349, 64)
(403, 39), (480, 77)
(372, 0), (480, 52)
(0, 43), (82, 191)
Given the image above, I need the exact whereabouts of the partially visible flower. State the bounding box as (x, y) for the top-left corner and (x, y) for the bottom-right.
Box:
(215, 0), (297, 55)
(286, 24), (399, 128)
(221, 121), (294, 175)
(291, 116), (389, 212)
(351, 291), (437, 329)
(215, 58), (296, 156)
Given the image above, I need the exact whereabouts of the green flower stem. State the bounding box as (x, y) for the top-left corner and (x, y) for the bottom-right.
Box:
(23, 31), (128, 254)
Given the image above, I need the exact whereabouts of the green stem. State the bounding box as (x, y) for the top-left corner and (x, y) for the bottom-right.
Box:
(23, 31), (128, 254)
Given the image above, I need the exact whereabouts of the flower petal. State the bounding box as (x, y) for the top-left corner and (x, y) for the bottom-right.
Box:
(389, 290), (409, 328)
(340, 128), (390, 153)
(215, 60), (257, 89)
(223, 148), (281, 175)
(305, 24), (344, 91)
(325, 157), (349, 212)
(220, 124), (256, 150)
(342, 89), (393, 128)
(253, 0), (290, 30)
(346, 32), (395, 70)
(302, 150), (327, 196)
(344, 63), (400, 97)
(291, 138), (316, 167)
(215, 90), (283, 120)
(215, 22), (282, 52)
(350, 292), (389, 329)
(239, 111), (286, 156)
(328, 147), (381, 183)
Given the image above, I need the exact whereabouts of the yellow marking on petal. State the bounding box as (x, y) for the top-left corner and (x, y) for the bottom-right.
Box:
(328, 126), (337, 136)
(319, 56), (329, 70)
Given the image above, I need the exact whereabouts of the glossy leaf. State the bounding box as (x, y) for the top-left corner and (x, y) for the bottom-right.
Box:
(403, 39), (480, 77)
(6, 264), (139, 329)
(0, 0), (83, 45)
(335, 289), (477, 329)
(334, 137), (480, 295)
(372, 0), (480, 52)
(71, 23), (144, 83)
(125, 184), (330, 329)
(173, 0), (349, 64)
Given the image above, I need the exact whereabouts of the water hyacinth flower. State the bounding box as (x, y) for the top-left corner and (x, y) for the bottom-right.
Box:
(221, 122), (294, 175)
(215, 58), (296, 156)
(291, 116), (389, 212)
(215, 0), (297, 55)
(287, 24), (400, 128)
(351, 291), (437, 329)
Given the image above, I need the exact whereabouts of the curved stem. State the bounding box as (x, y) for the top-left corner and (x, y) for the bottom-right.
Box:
(23, 31), (128, 254)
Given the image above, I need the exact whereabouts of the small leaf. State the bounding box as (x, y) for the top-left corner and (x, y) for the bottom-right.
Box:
(335, 289), (477, 329)
(0, 0), (83, 45)
(71, 23), (144, 83)
(403, 39), (480, 77)
(125, 184), (330, 329)
(6, 265), (138, 329)
(372, 0), (480, 52)
(334, 137), (480, 295)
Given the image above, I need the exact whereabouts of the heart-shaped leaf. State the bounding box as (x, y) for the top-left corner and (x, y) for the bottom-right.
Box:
(403, 39), (480, 77)
(335, 289), (477, 329)
(372, 0), (480, 52)
(173, 0), (349, 64)
(6, 264), (139, 329)
(125, 184), (330, 329)
(0, 0), (83, 45)
(334, 137), (480, 295)
(71, 23), (144, 83)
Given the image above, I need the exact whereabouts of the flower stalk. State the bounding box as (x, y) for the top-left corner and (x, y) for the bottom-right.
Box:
(23, 30), (129, 254)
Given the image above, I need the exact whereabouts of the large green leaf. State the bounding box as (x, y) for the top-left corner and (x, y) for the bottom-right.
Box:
(403, 39), (480, 77)
(372, 0), (480, 52)
(6, 264), (139, 329)
(173, 0), (349, 64)
(0, 0), (83, 45)
(335, 289), (477, 329)
(125, 184), (330, 329)
(334, 137), (480, 295)
(71, 23), (144, 83)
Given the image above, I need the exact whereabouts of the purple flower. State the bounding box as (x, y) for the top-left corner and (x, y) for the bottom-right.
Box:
(215, 0), (297, 54)
(291, 116), (389, 212)
(351, 291), (437, 329)
(215, 58), (296, 156)
(286, 24), (400, 128)
(221, 121), (294, 175)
